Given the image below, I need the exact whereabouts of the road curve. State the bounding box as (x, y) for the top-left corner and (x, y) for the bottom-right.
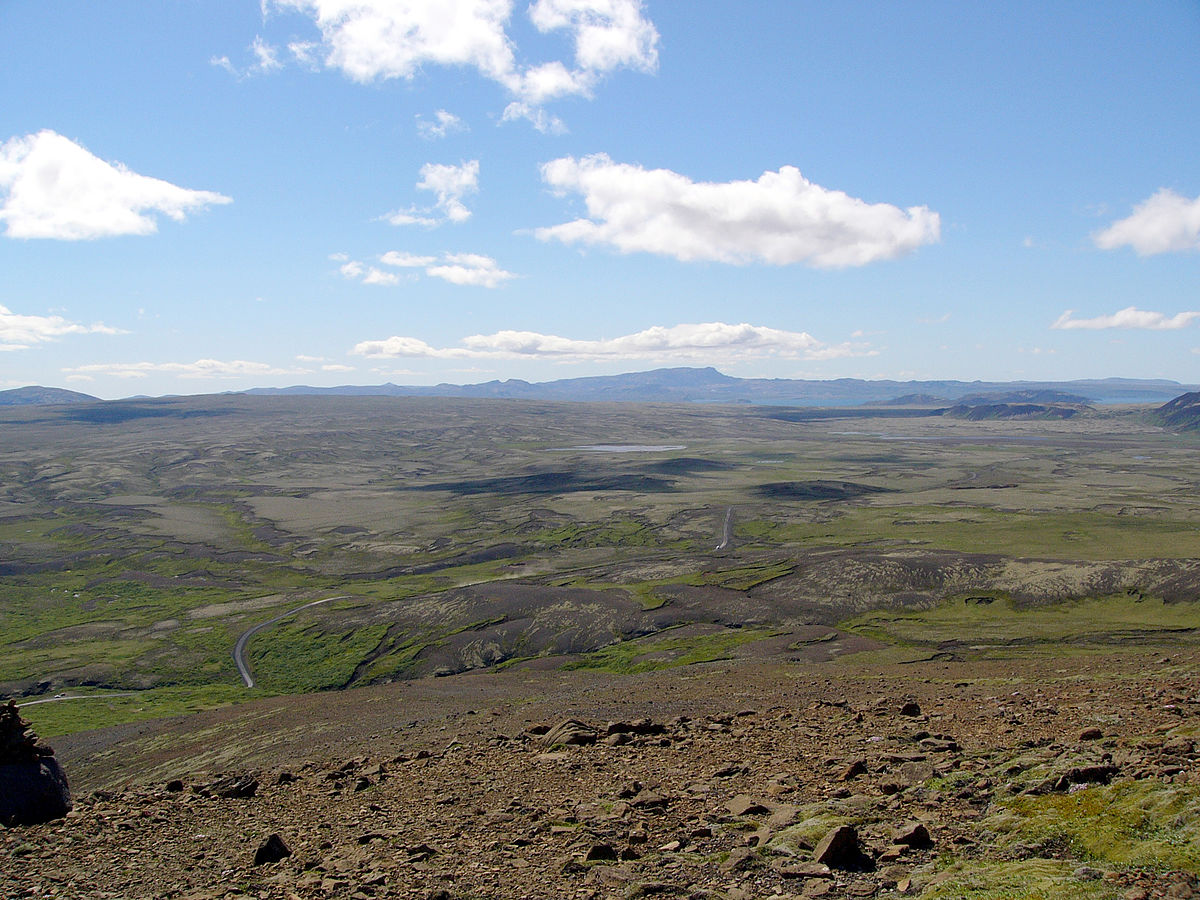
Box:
(233, 597), (345, 688)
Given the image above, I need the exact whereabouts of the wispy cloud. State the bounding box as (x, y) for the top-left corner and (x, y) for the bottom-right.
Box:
(535, 154), (940, 267)
(0, 304), (124, 351)
(0, 131), (230, 240)
(1052, 306), (1200, 330)
(63, 359), (307, 379)
(385, 160), (479, 226)
(261, 0), (657, 128)
(339, 250), (515, 288)
(211, 36), (284, 78)
(1094, 189), (1200, 256)
(416, 109), (467, 140)
(352, 321), (875, 362)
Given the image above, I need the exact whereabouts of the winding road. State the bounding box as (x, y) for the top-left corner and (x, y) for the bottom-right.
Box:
(233, 596), (346, 688)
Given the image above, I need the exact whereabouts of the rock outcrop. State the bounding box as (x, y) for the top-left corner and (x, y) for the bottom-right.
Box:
(0, 699), (72, 826)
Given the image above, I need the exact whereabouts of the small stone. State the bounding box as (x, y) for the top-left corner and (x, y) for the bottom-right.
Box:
(585, 844), (618, 862)
(893, 822), (932, 849)
(253, 833), (292, 865)
(900, 701), (921, 717)
(1080, 727), (1104, 741)
(726, 794), (769, 816)
(813, 824), (870, 871)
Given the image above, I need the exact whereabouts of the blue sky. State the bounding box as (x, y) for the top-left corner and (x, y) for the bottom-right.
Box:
(2, 1), (1199, 399)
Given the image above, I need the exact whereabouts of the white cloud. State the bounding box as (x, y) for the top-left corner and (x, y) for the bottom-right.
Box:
(1094, 189), (1200, 256)
(63, 359), (307, 379)
(386, 160), (479, 226)
(266, 0), (657, 125)
(426, 252), (514, 287)
(322, 363), (355, 372)
(0, 131), (230, 240)
(380, 250), (436, 267)
(1052, 306), (1200, 331)
(416, 109), (467, 140)
(0, 304), (123, 351)
(340, 250), (515, 287)
(352, 321), (874, 361)
(535, 154), (940, 267)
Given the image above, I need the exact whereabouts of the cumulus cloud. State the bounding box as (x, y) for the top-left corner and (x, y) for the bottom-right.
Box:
(0, 131), (231, 240)
(416, 109), (467, 140)
(0, 304), (123, 351)
(1052, 306), (1200, 331)
(535, 154), (940, 267)
(63, 359), (307, 379)
(1094, 189), (1200, 256)
(265, 0), (657, 125)
(386, 160), (479, 226)
(340, 250), (515, 288)
(352, 321), (874, 361)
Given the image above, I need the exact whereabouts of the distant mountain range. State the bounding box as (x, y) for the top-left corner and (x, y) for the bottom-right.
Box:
(0, 386), (100, 407)
(6, 369), (1198, 409)
(240, 367), (1196, 406)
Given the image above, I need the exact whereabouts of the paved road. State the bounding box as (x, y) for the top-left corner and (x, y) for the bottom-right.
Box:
(715, 507), (734, 551)
(233, 597), (346, 688)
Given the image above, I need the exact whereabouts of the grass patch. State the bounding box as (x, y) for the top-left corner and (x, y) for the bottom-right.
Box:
(248, 622), (389, 692)
(17, 684), (253, 738)
(843, 595), (1200, 649)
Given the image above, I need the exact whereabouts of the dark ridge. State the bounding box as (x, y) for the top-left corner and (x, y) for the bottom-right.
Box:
(1150, 391), (1200, 433)
(753, 480), (891, 501)
(641, 457), (736, 475)
(944, 403), (1084, 421)
(403, 471), (676, 496)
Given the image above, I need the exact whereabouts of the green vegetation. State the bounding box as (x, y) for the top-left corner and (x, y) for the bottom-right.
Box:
(917, 859), (1124, 900)
(989, 780), (1200, 871)
(19, 685), (252, 738)
(248, 623), (389, 693)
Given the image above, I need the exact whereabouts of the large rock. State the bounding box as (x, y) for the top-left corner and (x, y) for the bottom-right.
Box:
(0, 700), (72, 826)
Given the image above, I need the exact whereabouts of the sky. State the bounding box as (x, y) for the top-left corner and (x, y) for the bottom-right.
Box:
(2, 1), (1199, 399)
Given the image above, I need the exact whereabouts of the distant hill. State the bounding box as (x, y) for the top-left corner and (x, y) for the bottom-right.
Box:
(956, 389), (1090, 405)
(944, 402), (1086, 421)
(1150, 392), (1200, 432)
(0, 386), (99, 407)
(242, 367), (1196, 407)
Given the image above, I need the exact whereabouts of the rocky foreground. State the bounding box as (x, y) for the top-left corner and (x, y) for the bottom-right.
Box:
(4, 650), (1200, 900)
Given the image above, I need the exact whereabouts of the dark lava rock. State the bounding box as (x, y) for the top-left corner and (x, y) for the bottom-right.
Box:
(813, 824), (874, 871)
(253, 833), (292, 865)
(0, 700), (71, 826)
(893, 822), (933, 849)
(211, 774), (260, 799)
